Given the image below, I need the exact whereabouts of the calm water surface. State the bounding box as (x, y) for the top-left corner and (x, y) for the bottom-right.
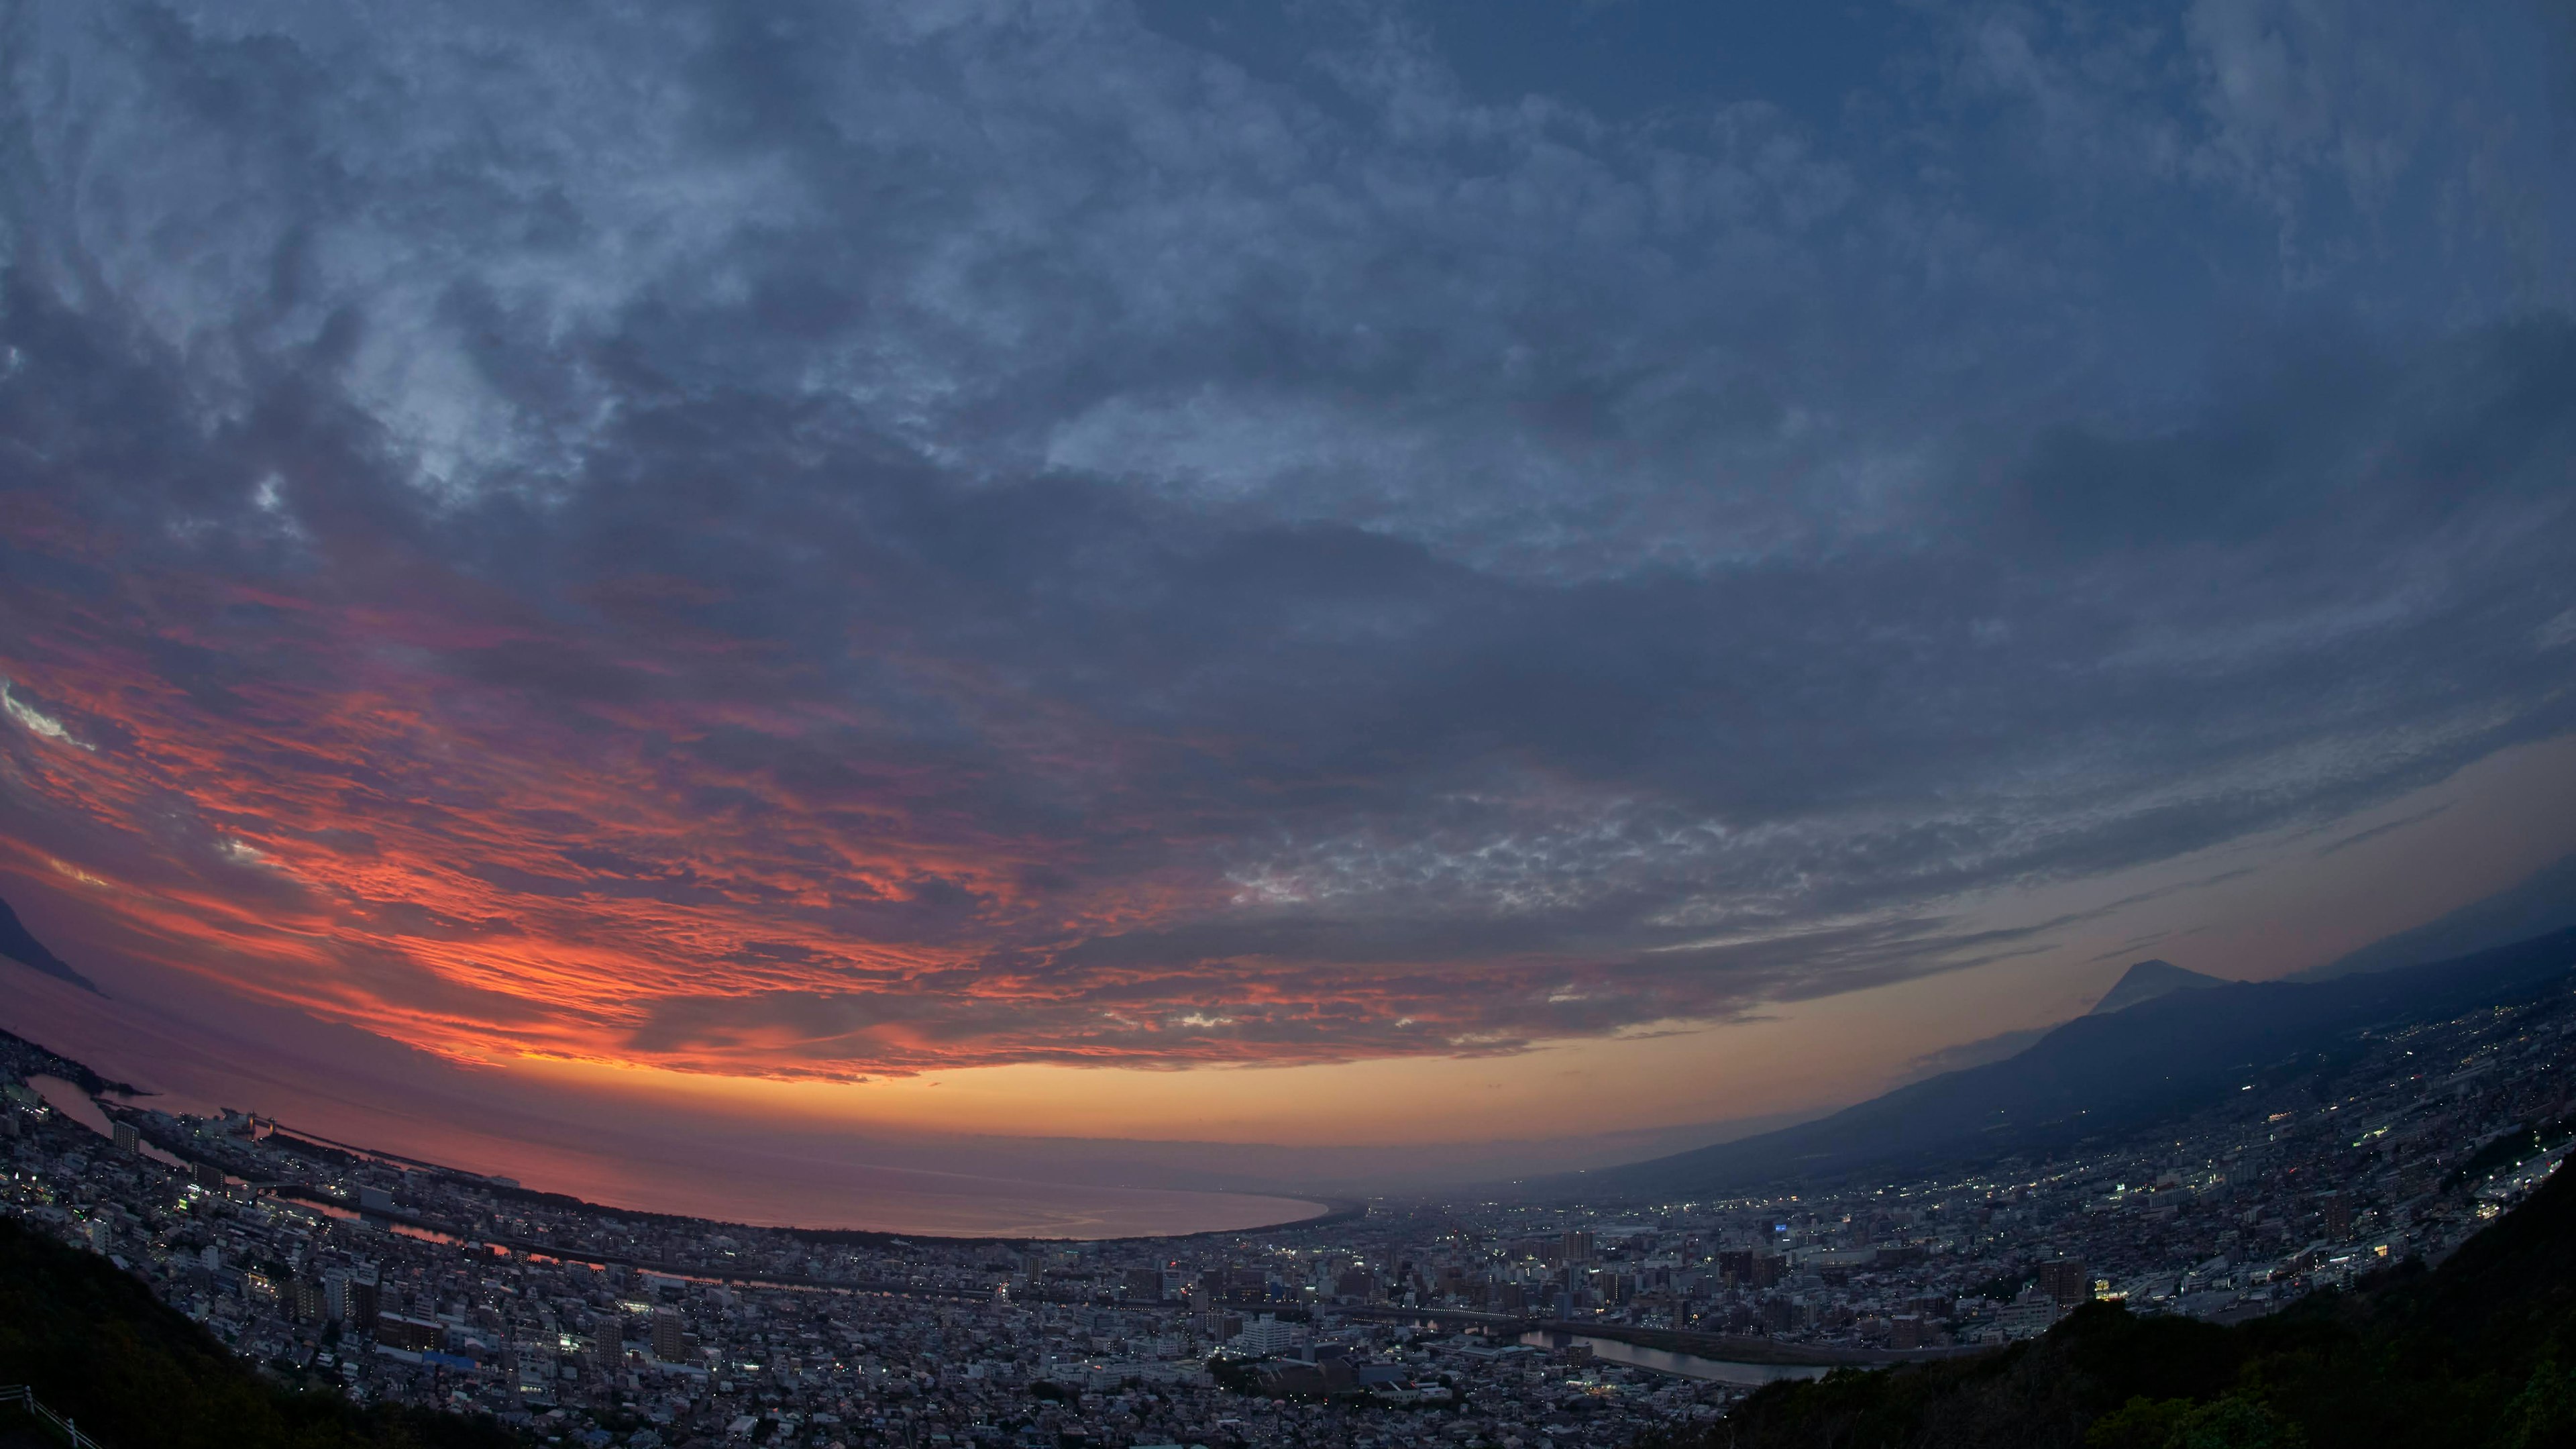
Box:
(29, 1075), (190, 1170)
(32, 1071), (1320, 1239)
(5, 983), (1322, 1238)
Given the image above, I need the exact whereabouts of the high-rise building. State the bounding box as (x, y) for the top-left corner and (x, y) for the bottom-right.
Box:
(111, 1121), (139, 1154)
(1562, 1230), (1595, 1264)
(374, 1313), (445, 1354)
(2037, 1258), (2090, 1309)
(1231, 1313), (1299, 1356)
(348, 1272), (381, 1328)
(1999, 1287), (2060, 1340)
(292, 1276), (327, 1325)
(2322, 1193), (2353, 1239)
(191, 1161), (225, 1191)
(650, 1308), (690, 1362)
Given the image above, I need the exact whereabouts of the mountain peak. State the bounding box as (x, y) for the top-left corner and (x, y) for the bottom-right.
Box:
(2090, 957), (2229, 1016)
(0, 893), (102, 995)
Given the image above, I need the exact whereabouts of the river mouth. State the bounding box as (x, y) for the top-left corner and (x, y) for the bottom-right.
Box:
(28, 1075), (189, 1171)
(28, 1074), (113, 1135)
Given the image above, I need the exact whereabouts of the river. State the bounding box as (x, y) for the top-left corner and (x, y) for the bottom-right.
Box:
(1517, 1331), (1831, 1387)
(28, 1075), (191, 1171)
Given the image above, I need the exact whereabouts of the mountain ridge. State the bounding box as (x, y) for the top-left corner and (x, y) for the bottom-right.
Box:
(2296, 847), (2576, 982)
(1567, 924), (2576, 1201)
(2087, 957), (2229, 1015)
(0, 893), (99, 995)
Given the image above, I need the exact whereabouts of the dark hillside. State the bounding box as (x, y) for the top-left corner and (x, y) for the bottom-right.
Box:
(1646, 1153), (2576, 1449)
(0, 1218), (519, 1449)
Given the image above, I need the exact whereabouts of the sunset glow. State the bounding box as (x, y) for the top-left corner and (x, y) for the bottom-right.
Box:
(2, 0), (2573, 1216)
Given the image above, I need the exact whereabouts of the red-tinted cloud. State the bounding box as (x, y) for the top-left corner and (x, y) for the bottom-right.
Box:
(6, 0), (2574, 1094)
(0, 480), (1728, 1079)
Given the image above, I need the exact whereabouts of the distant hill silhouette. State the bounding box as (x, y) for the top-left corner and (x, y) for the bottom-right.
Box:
(0, 892), (97, 994)
(2298, 848), (2576, 981)
(2087, 958), (2229, 1016)
(1574, 926), (2576, 1200)
(1681, 1134), (2576, 1449)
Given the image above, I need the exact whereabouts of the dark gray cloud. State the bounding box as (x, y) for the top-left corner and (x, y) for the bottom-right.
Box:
(0, 0), (2571, 1076)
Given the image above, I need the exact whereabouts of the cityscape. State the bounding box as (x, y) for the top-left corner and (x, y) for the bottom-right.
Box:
(3, 1), (2575, 1446)
(6, 963), (2569, 1448)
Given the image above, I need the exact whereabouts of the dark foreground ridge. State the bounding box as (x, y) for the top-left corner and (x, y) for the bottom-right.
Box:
(0, 1216), (520, 1449)
(1646, 1148), (2576, 1449)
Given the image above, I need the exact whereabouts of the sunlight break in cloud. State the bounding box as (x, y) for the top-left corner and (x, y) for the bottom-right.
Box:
(1, 679), (93, 753)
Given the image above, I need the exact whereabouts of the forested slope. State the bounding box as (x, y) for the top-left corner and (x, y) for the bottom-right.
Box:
(1647, 1153), (2576, 1448)
(0, 1218), (519, 1449)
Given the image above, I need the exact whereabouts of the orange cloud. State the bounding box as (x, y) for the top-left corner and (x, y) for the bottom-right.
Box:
(0, 533), (1658, 1083)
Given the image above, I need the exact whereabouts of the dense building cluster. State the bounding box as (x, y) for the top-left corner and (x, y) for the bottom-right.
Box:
(2, 981), (2568, 1449)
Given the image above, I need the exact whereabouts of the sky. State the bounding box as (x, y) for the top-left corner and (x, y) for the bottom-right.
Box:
(2, 0), (2575, 1224)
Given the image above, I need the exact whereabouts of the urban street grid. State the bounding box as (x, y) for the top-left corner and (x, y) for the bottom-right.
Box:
(3, 983), (2571, 1449)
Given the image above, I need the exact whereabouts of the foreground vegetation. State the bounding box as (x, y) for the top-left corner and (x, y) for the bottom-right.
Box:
(0, 1218), (519, 1449)
(11, 1146), (2576, 1448)
(1645, 1158), (2576, 1448)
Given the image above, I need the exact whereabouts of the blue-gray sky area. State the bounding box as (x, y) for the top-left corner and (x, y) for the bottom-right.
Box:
(1, 0), (2573, 1200)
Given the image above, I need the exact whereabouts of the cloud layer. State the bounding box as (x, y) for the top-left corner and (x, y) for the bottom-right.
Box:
(1, 0), (2572, 1082)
